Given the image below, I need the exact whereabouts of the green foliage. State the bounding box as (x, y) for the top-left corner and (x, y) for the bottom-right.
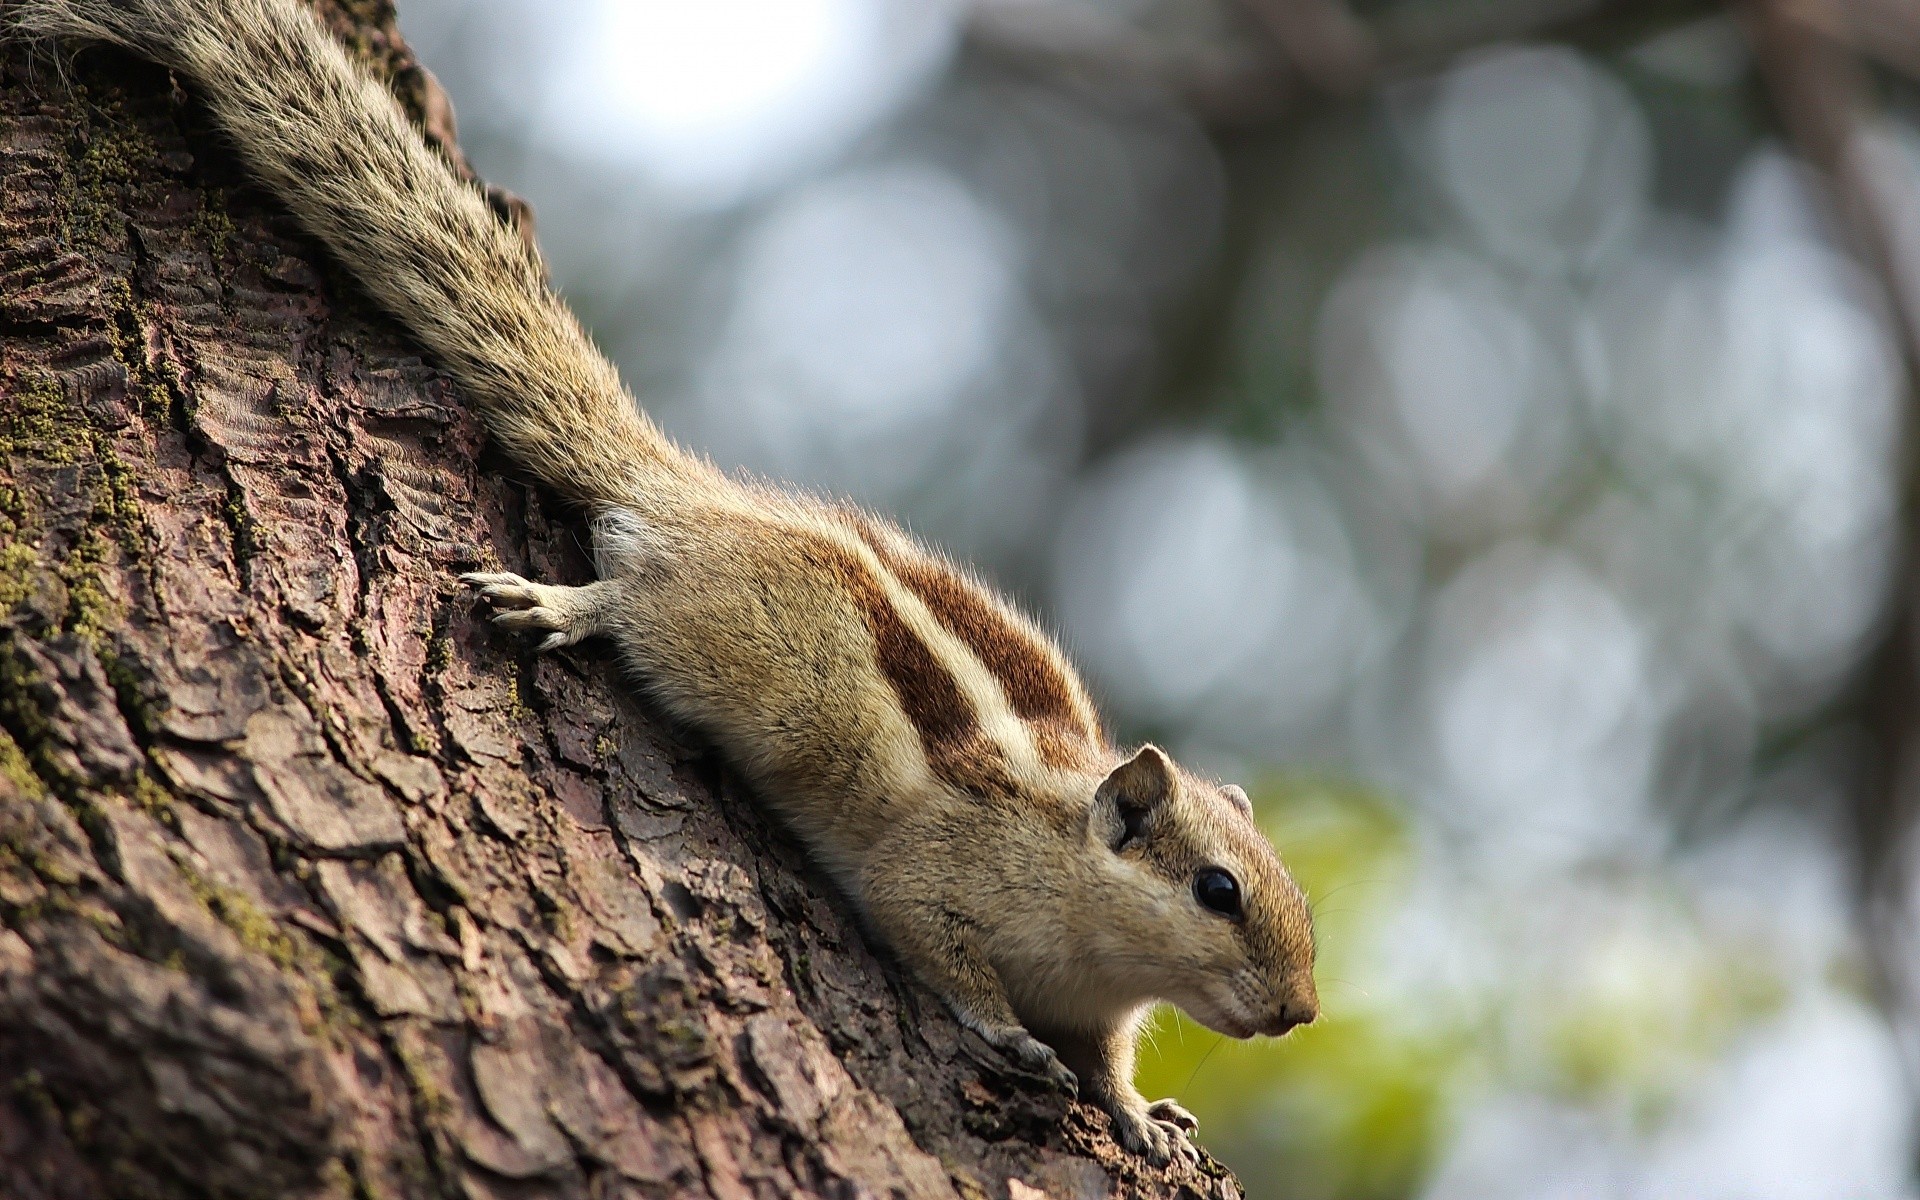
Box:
(1136, 777), (1803, 1199)
(1522, 901), (1789, 1126)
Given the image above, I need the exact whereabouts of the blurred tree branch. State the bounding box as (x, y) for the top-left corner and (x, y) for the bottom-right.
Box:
(1232, 0), (1378, 94)
(1775, 0), (1920, 83)
(1749, 0), (1920, 368)
(968, 0), (1920, 125)
(965, 0), (1717, 123)
(1750, 0), (1920, 1126)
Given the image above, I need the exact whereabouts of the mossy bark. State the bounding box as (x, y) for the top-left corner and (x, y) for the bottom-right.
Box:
(0, 5), (1238, 1199)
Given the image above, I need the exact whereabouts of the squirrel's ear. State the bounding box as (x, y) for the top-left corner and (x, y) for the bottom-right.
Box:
(1091, 745), (1175, 851)
(1220, 783), (1253, 818)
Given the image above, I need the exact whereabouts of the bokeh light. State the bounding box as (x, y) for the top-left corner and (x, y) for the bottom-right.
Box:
(541, 0), (961, 203)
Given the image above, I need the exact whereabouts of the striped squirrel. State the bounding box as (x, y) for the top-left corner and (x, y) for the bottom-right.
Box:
(9, 0), (1319, 1165)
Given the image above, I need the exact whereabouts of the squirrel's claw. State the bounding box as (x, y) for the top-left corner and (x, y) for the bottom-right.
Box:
(460, 571), (595, 651)
(974, 1026), (1079, 1098)
(1035, 1053), (1080, 1097)
(1008, 1032), (1079, 1097)
(460, 571), (525, 594)
(1147, 1098), (1199, 1134)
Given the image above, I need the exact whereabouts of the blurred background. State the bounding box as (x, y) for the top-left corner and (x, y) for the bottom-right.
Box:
(397, 0), (1920, 1195)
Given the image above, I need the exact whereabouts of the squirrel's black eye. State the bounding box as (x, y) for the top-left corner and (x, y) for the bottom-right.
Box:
(1194, 868), (1241, 919)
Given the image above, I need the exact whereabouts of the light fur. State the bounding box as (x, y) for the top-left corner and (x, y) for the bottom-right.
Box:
(7, 0), (1319, 1164)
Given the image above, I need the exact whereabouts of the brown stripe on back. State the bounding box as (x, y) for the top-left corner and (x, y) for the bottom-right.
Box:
(852, 519), (1101, 768)
(804, 535), (1018, 799)
(1027, 719), (1100, 771)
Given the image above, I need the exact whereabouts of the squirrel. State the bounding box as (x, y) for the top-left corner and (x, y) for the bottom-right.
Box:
(8, 0), (1320, 1166)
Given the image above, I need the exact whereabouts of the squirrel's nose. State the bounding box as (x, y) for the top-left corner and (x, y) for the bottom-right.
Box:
(1262, 1001), (1317, 1037)
(1263, 977), (1319, 1036)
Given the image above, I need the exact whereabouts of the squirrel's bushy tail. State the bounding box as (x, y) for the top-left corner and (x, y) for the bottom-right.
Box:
(11, 0), (684, 510)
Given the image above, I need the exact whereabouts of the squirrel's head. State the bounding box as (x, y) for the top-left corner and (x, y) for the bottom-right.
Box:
(1083, 744), (1318, 1039)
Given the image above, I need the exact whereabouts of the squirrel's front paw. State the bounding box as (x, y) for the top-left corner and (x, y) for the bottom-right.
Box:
(1113, 1101), (1200, 1167)
(974, 1026), (1079, 1097)
(461, 572), (588, 651)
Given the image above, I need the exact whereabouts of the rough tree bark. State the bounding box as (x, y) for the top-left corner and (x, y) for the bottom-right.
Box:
(0, 5), (1240, 1198)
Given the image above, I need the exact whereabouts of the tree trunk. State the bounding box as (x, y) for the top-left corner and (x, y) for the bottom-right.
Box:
(0, 7), (1236, 1198)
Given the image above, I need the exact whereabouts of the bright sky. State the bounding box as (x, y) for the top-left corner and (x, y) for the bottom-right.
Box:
(541, 0), (961, 205)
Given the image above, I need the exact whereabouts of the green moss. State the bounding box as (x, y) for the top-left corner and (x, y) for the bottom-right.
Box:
(0, 754), (83, 895)
(656, 1017), (708, 1055)
(148, 352), (186, 423)
(0, 479), (28, 526)
(78, 127), (141, 194)
(0, 543), (40, 615)
(97, 650), (155, 742)
(423, 628), (452, 676)
(318, 1158), (355, 1200)
(59, 1097), (98, 1144)
(191, 194), (236, 261)
(0, 354), (149, 648)
(101, 275), (137, 337)
(58, 87), (158, 249)
(102, 280), (176, 424)
(942, 1162), (989, 1200)
(175, 855), (364, 1039)
(97, 460), (144, 559)
(125, 772), (175, 824)
(0, 647), (65, 793)
(4, 842), (81, 893)
(541, 894), (576, 944)
(62, 537), (120, 642)
(392, 1036), (452, 1120)
(179, 863), (307, 973)
(0, 373), (84, 465)
(75, 899), (125, 945)
(9, 1068), (55, 1124)
(0, 846), (42, 901)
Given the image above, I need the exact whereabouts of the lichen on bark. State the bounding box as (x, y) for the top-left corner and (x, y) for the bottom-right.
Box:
(0, 7), (1242, 1199)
